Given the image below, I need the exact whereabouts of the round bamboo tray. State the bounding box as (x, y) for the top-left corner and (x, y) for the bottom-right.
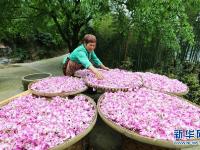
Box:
(0, 92), (97, 150)
(28, 81), (88, 97)
(143, 86), (189, 97)
(50, 94), (97, 150)
(83, 71), (144, 92)
(97, 94), (199, 149)
(164, 88), (189, 97)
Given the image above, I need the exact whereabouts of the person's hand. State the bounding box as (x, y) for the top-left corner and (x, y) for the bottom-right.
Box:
(103, 66), (110, 71)
(88, 65), (104, 79)
(95, 70), (104, 80)
(100, 64), (110, 71)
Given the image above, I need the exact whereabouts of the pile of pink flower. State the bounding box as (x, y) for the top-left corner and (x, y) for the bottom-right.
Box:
(30, 76), (87, 93)
(84, 69), (142, 90)
(136, 72), (188, 94)
(74, 69), (94, 78)
(0, 95), (96, 149)
(99, 88), (200, 141)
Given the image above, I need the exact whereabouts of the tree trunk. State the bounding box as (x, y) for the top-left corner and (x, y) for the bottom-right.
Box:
(184, 44), (189, 61)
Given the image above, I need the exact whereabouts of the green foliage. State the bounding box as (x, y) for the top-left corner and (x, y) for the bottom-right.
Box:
(34, 48), (51, 60)
(181, 73), (200, 105)
(0, 0), (110, 52)
(119, 57), (134, 71)
(34, 32), (55, 47)
(128, 0), (195, 49)
(109, 0), (200, 71)
(93, 14), (115, 40)
(9, 48), (30, 62)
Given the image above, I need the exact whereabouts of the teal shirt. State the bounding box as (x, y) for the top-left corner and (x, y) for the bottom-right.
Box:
(64, 44), (102, 68)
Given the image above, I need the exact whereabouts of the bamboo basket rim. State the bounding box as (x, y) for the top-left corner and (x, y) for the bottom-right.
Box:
(97, 94), (199, 149)
(84, 79), (129, 92)
(28, 81), (88, 97)
(143, 85), (189, 96)
(83, 77), (144, 92)
(0, 92), (97, 150)
(21, 72), (52, 82)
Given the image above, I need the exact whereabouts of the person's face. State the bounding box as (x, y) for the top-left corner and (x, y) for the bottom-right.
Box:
(85, 42), (96, 52)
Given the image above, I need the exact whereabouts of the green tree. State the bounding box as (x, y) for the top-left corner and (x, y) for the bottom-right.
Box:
(115, 0), (197, 70)
(0, 0), (110, 52)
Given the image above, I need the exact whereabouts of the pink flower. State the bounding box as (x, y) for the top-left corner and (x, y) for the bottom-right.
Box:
(99, 88), (200, 141)
(83, 69), (142, 90)
(30, 76), (87, 94)
(136, 72), (188, 94)
(0, 94), (96, 149)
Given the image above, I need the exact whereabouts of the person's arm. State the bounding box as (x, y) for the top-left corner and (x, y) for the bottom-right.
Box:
(77, 52), (104, 79)
(91, 51), (109, 70)
(91, 51), (102, 66)
(88, 65), (104, 79)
